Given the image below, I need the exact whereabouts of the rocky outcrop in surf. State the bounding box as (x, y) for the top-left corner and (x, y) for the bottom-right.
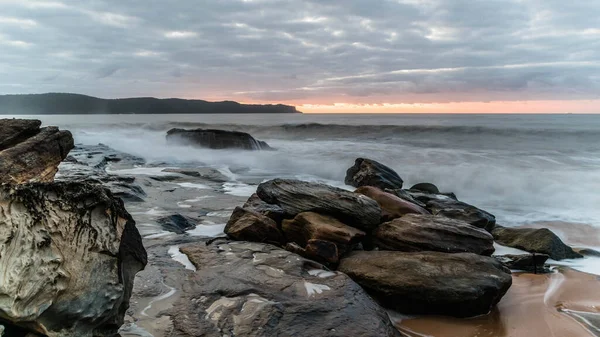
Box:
(166, 128), (273, 150)
(345, 158), (404, 190)
(0, 119), (74, 184)
(0, 182), (147, 337)
(223, 172), (512, 317)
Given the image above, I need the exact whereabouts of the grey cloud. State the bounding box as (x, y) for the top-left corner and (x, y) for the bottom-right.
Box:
(0, 0), (599, 103)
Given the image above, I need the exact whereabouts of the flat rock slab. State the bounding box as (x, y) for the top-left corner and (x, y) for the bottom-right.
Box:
(257, 179), (381, 231)
(373, 214), (495, 255)
(172, 240), (403, 337)
(492, 226), (582, 260)
(338, 250), (512, 318)
(356, 186), (429, 221)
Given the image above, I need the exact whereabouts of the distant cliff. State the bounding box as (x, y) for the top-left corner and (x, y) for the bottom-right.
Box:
(0, 93), (300, 115)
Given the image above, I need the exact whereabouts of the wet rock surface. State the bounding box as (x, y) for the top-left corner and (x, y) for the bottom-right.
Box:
(372, 214), (495, 255)
(224, 207), (284, 245)
(345, 158), (404, 190)
(171, 240), (403, 337)
(282, 211), (365, 255)
(157, 214), (198, 234)
(0, 119), (74, 184)
(494, 253), (551, 273)
(407, 190), (497, 232)
(338, 250), (512, 318)
(0, 182), (147, 337)
(166, 128), (273, 150)
(257, 179), (381, 231)
(492, 226), (583, 260)
(355, 186), (429, 221)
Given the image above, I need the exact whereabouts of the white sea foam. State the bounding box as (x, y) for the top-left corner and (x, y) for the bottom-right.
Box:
(206, 210), (233, 217)
(168, 245), (196, 271)
(492, 243), (530, 256)
(548, 256), (600, 276)
(304, 282), (331, 297)
(307, 269), (337, 278)
(222, 182), (257, 197)
(106, 166), (175, 176)
(185, 223), (226, 237)
(176, 182), (210, 189)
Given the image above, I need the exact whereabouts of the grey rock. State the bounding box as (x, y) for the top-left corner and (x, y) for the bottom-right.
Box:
(407, 190), (496, 232)
(170, 240), (403, 337)
(345, 158), (404, 190)
(492, 226), (583, 260)
(157, 214), (198, 234)
(257, 179), (381, 231)
(0, 182), (147, 337)
(372, 214), (495, 256)
(338, 250), (512, 318)
(166, 128), (273, 151)
(494, 254), (550, 273)
(243, 193), (286, 223)
(410, 182), (440, 194)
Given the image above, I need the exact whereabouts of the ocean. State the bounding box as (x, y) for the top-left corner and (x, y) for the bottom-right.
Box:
(20, 113), (600, 228)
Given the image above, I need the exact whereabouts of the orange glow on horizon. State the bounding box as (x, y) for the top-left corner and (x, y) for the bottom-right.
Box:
(293, 100), (600, 113)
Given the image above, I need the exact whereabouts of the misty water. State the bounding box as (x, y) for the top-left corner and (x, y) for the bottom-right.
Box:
(21, 113), (600, 229)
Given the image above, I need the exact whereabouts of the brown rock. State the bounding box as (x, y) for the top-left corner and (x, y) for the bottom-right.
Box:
(338, 250), (512, 318)
(0, 121), (74, 184)
(372, 214), (495, 256)
(224, 207), (284, 245)
(243, 193), (286, 223)
(0, 119), (41, 151)
(282, 212), (365, 255)
(305, 239), (340, 264)
(355, 186), (429, 221)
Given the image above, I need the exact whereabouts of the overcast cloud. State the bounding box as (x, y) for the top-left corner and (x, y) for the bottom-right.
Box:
(0, 0), (599, 104)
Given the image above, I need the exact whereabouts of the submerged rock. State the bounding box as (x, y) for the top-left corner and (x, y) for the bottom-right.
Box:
(257, 179), (381, 231)
(355, 186), (429, 221)
(492, 226), (582, 260)
(345, 158), (404, 190)
(157, 214), (197, 234)
(407, 190), (496, 232)
(282, 212), (365, 255)
(166, 128), (273, 150)
(171, 240), (402, 337)
(0, 119), (74, 184)
(494, 254), (550, 273)
(372, 214), (495, 256)
(224, 207), (284, 245)
(0, 182), (147, 337)
(338, 250), (512, 318)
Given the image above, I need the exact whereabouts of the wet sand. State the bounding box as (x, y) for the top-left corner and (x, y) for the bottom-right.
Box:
(397, 268), (600, 337)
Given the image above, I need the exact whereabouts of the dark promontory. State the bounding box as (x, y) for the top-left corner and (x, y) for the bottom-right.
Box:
(0, 93), (300, 115)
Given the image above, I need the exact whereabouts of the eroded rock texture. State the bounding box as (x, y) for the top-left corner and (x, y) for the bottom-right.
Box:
(0, 119), (74, 184)
(0, 182), (147, 337)
(172, 240), (403, 337)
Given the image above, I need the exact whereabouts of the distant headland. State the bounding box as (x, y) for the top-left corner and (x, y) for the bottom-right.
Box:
(0, 93), (300, 115)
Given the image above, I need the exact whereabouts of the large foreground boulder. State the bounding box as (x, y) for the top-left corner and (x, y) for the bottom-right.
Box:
(257, 179), (381, 231)
(356, 186), (429, 221)
(345, 158), (404, 190)
(166, 128), (273, 150)
(0, 119), (74, 184)
(0, 182), (147, 337)
(406, 190), (496, 232)
(372, 214), (495, 256)
(338, 251), (512, 318)
(172, 240), (403, 337)
(492, 226), (582, 260)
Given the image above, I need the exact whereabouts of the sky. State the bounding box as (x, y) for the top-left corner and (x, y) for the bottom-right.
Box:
(0, 0), (599, 113)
